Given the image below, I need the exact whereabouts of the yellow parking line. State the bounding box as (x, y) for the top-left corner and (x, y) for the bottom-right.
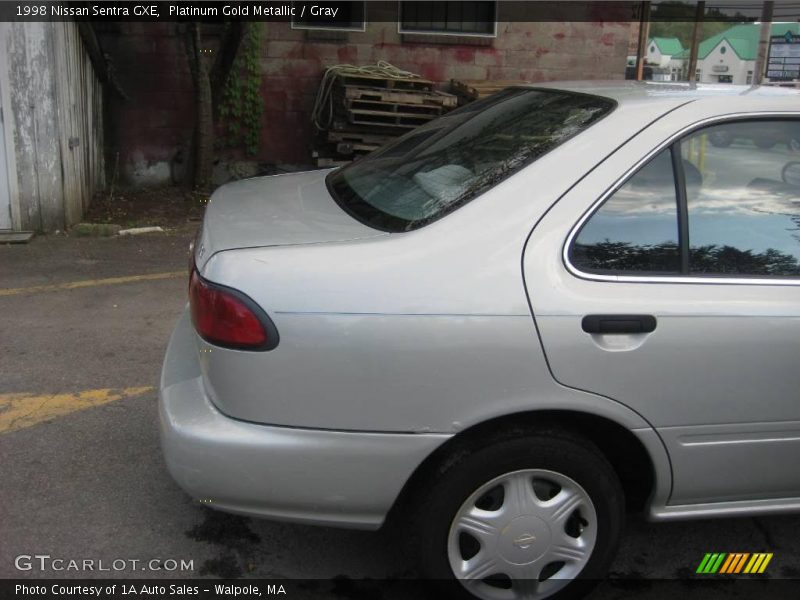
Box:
(0, 271), (185, 297)
(0, 387), (155, 434)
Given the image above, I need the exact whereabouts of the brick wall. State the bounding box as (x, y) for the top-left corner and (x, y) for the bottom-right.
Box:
(100, 4), (632, 184)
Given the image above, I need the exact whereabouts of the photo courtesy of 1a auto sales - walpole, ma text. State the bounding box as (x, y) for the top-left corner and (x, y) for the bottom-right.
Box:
(2, 1), (800, 599)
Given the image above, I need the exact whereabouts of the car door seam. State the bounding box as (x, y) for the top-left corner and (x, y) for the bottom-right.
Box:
(519, 99), (698, 504)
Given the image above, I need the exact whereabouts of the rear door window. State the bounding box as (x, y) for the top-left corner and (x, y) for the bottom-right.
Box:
(570, 148), (681, 274)
(569, 118), (800, 280)
(682, 121), (800, 277)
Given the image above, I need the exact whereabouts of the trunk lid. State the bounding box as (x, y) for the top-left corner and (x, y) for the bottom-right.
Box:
(194, 169), (385, 269)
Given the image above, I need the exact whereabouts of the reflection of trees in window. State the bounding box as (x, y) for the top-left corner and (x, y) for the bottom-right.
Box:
(573, 241), (800, 276)
(690, 245), (800, 276)
(572, 241), (680, 273)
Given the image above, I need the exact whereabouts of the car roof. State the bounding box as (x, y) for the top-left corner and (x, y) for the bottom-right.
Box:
(523, 80), (800, 109)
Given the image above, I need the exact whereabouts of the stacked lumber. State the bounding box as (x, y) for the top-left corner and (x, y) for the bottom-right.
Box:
(312, 69), (458, 167)
(450, 79), (529, 104)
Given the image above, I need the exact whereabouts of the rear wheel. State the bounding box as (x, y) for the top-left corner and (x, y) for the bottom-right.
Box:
(414, 431), (624, 600)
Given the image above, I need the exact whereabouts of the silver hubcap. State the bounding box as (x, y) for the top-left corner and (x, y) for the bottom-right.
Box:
(447, 469), (597, 600)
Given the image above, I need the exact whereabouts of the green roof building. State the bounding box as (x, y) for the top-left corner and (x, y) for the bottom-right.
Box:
(648, 37), (684, 58)
(641, 37), (685, 81)
(691, 22), (800, 84)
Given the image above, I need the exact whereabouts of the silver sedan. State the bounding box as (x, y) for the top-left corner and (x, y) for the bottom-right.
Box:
(160, 81), (800, 600)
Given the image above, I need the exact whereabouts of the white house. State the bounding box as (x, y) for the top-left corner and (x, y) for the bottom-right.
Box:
(690, 22), (800, 85)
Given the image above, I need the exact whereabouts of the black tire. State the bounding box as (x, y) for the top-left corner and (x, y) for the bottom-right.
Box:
(754, 137), (776, 150)
(412, 429), (625, 600)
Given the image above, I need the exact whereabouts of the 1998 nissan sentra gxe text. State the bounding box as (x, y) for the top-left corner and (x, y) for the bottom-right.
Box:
(159, 81), (800, 600)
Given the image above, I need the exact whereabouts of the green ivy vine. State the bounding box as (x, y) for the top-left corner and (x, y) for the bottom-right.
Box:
(219, 24), (264, 156)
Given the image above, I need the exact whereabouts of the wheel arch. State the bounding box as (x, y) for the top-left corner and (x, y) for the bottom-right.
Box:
(385, 409), (664, 529)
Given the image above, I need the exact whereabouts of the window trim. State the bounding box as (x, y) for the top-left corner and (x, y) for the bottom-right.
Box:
(290, 0), (367, 32)
(563, 112), (800, 287)
(671, 142), (690, 274)
(397, 1), (498, 38)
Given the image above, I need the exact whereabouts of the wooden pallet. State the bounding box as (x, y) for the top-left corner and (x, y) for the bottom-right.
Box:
(342, 85), (458, 108)
(337, 72), (435, 92)
(450, 79), (529, 100)
(347, 108), (435, 128)
(311, 69), (460, 166)
(335, 141), (380, 155)
(345, 98), (444, 116)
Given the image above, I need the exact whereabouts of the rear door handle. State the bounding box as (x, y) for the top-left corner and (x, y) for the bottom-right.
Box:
(582, 314), (657, 335)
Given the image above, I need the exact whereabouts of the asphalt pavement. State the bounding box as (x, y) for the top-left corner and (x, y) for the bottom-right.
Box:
(1, 230), (798, 599)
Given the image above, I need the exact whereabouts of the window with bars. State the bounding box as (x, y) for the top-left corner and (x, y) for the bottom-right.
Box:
(399, 1), (497, 37)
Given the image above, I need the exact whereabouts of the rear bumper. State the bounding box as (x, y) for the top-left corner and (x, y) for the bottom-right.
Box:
(159, 309), (450, 529)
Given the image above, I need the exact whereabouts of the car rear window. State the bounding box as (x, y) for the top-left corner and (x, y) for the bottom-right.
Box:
(327, 88), (616, 232)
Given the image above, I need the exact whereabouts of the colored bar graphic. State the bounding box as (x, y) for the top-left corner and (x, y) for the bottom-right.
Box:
(696, 553), (714, 574)
(758, 553), (773, 573)
(697, 553), (727, 574)
(733, 553), (750, 574)
(719, 554), (735, 574)
(744, 553), (774, 574)
(719, 553), (749, 574)
(745, 554), (761, 574)
(697, 552), (773, 575)
(710, 553), (726, 573)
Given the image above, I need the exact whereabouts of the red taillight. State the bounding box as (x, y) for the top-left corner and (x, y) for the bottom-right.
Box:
(189, 270), (270, 349)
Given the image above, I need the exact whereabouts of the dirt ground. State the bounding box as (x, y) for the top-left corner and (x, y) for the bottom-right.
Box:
(83, 186), (208, 231)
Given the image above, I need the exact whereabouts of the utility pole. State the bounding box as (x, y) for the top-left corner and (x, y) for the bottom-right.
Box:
(753, 1), (774, 85)
(635, 1), (651, 81)
(687, 1), (705, 82)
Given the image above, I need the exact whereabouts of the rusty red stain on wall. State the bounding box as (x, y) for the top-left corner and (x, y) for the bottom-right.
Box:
(455, 47), (475, 63)
(337, 45), (358, 63)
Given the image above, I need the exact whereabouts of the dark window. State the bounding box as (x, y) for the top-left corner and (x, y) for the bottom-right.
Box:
(570, 149), (681, 274)
(682, 121), (800, 277)
(399, 1), (496, 36)
(328, 88), (614, 232)
(291, 1), (366, 31)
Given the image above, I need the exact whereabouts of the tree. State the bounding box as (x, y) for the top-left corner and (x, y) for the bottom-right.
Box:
(182, 22), (247, 191)
(649, 1), (750, 50)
